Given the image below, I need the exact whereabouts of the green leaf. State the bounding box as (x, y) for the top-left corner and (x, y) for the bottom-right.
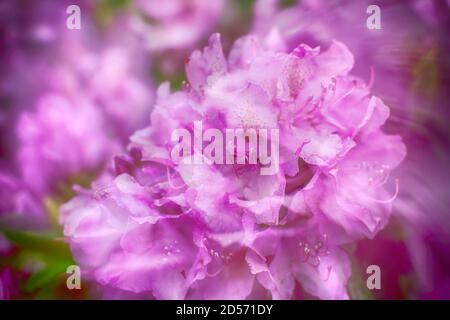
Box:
(2, 230), (76, 298)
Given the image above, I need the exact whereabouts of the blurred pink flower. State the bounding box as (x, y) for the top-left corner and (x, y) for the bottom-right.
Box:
(132, 0), (224, 51)
(0, 267), (19, 300)
(0, 173), (47, 230)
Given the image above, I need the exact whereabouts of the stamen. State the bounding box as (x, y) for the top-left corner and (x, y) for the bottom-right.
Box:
(364, 179), (399, 203)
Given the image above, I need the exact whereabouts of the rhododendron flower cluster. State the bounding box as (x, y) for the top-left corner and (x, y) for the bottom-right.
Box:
(61, 33), (406, 299)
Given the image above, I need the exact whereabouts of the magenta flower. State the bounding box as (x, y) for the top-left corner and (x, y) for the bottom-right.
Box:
(17, 93), (120, 196)
(0, 172), (47, 230)
(61, 33), (405, 299)
(0, 1), (154, 201)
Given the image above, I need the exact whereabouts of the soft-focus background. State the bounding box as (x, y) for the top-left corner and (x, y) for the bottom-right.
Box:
(0, 0), (449, 299)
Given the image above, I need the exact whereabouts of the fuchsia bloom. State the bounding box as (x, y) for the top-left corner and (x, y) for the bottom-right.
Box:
(0, 267), (19, 300)
(0, 173), (46, 229)
(0, 1), (154, 203)
(61, 33), (405, 299)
